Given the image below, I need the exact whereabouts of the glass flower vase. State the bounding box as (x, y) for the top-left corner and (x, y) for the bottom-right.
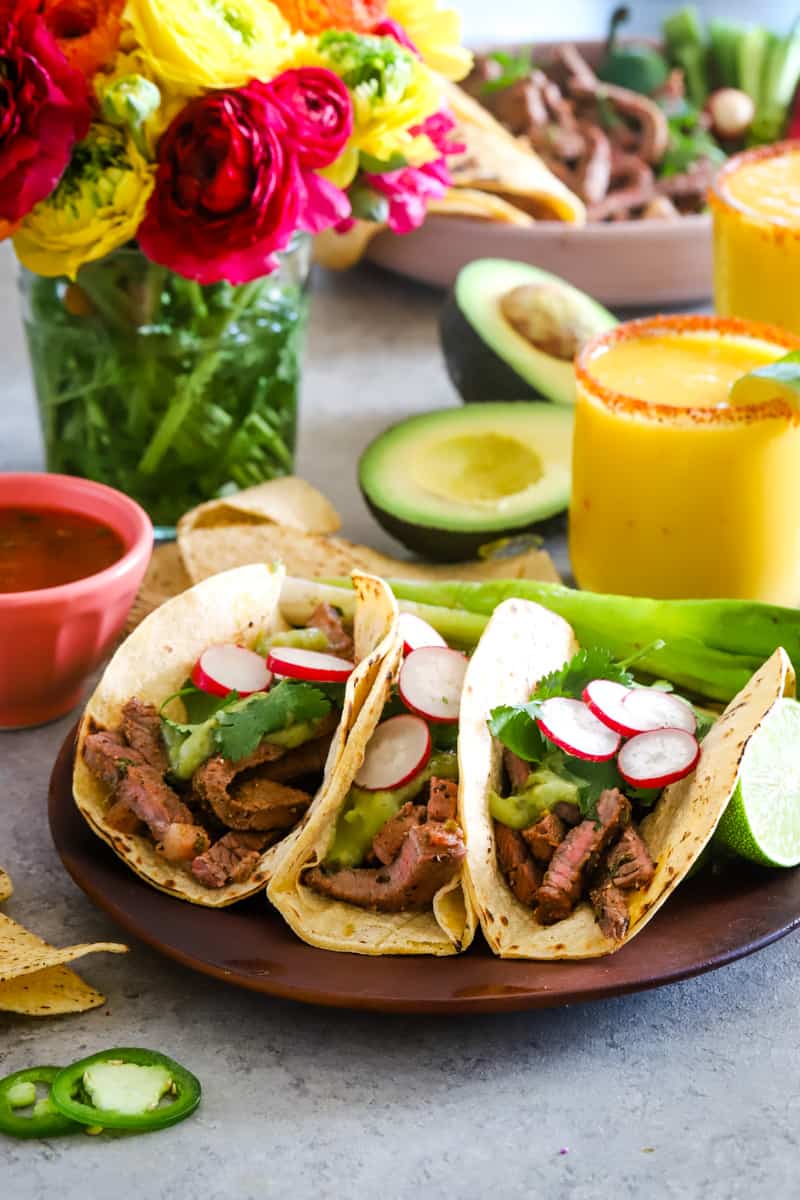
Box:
(20, 235), (312, 529)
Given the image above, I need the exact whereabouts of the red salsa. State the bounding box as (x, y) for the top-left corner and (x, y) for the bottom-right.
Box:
(0, 507), (125, 594)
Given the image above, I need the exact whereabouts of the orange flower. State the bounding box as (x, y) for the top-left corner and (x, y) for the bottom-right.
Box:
(0, 219), (18, 243)
(272, 0), (386, 35)
(43, 0), (125, 79)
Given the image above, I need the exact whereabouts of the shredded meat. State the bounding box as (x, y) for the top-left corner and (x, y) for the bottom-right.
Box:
(522, 811), (566, 864)
(120, 698), (168, 772)
(191, 832), (269, 889)
(428, 777), (458, 822)
(606, 826), (656, 891)
(193, 752), (311, 832)
(370, 802), (426, 866)
(590, 879), (630, 941)
(305, 823), (466, 912)
(536, 790), (631, 925)
(494, 821), (541, 908)
(309, 603), (354, 660)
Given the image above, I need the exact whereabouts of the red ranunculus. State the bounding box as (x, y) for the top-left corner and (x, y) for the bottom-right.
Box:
(0, 0), (90, 223)
(138, 83), (304, 285)
(266, 67), (353, 169)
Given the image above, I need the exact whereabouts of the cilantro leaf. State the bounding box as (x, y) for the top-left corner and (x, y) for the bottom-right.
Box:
(694, 708), (716, 743)
(488, 701), (547, 761)
(480, 49), (535, 94)
(534, 646), (635, 701)
(214, 681), (331, 763)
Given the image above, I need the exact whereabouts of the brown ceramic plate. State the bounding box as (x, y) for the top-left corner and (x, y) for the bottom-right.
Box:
(366, 39), (713, 307)
(50, 728), (800, 1013)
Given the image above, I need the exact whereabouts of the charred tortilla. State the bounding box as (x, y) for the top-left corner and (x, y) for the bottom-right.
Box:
(460, 599), (795, 958)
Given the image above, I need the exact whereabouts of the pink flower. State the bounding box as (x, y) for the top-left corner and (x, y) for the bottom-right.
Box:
(138, 84), (303, 285)
(371, 18), (418, 55)
(0, 0), (90, 224)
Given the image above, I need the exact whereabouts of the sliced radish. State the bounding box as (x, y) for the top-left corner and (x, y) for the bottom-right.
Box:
(398, 646), (468, 724)
(583, 679), (637, 735)
(537, 697), (621, 762)
(621, 687), (696, 735)
(354, 714), (432, 791)
(191, 644), (272, 698)
(266, 646), (354, 683)
(617, 728), (700, 789)
(397, 611), (447, 656)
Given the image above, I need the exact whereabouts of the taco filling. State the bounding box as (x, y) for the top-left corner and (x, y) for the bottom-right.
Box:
(81, 604), (355, 892)
(303, 637), (469, 913)
(487, 645), (708, 940)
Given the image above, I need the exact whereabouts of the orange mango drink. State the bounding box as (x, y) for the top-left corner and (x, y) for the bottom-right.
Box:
(569, 314), (800, 602)
(711, 141), (800, 333)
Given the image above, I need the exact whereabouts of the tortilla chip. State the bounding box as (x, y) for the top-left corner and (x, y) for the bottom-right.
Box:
(268, 610), (477, 956)
(177, 477), (341, 538)
(179, 523), (560, 591)
(0, 965), (106, 1016)
(461, 601), (795, 959)
(427, 189), (535, 225)
(0, 867), (12, 903)
(315, 222), (384, 270)
(74, 565), (400, 905)
(0, 912), (126, 982)
(442, 81), (586, 225)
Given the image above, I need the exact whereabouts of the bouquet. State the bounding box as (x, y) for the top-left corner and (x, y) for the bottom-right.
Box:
(1, 0), (471, 523)
(1, 0), (471, 279)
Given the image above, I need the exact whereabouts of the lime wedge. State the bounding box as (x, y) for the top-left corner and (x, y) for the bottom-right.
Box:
(715, 698), (800, 867)
(729, 350), (800, 411)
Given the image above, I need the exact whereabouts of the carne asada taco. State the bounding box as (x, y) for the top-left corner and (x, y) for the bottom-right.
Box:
(73, 564), (398, 907)
(268, 613), (478, 955)
(460, 598), (795, 958)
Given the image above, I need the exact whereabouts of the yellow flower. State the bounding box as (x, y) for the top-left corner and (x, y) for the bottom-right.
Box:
(288, 32), (441, 183)
(124, 0), (293, 91)
(14, 124), (155, 279)
(386, 0), (472, 81)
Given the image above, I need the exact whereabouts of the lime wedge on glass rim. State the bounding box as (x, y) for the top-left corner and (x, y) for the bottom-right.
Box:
(729, 350), (800, 411)
(715, 698), (800, 867)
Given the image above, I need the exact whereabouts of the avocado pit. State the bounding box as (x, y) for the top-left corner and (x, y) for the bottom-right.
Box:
(499, 284), (600, 361)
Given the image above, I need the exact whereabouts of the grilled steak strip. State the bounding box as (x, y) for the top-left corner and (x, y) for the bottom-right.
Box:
(428, 777), (458, 822)
(120, 698), (168, 773)
(494, 821), (541, 908)
(191, 832), (269, 889)
(589, 879), (630, 941)
(606, 826), (656, 890)
(371, 802), (426, 866)
(257, 736), (332, 784)
(193, 746), (311, 832)
(310, 603), (354, 661)
(536, 789), (631, 925)
(83, 730), (146, 787)
(522, 811), (566, 864)
(304, 823), (466, 912)
(553, 801), (582, 827)
(83, 729), (196, 841)
(503, 748), (531, 792)
(104, 798), (144, 835)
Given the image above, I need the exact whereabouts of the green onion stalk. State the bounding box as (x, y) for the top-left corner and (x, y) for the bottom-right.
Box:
(310, 577), (800, 703)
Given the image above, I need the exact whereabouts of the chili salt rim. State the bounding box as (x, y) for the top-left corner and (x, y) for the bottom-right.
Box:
(709, 140), (800, 236)
(575, 313), (800, 426)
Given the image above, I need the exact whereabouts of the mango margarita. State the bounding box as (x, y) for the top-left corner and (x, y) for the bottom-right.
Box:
(569, 315), (800, 603)
(711, 141), (800, 334)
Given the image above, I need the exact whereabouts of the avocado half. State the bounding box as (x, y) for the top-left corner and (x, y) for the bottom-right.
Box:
(440, 259), (617, 406)
(359, 402), (573, 561)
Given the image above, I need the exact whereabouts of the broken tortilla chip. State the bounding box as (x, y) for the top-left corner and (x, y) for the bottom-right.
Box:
(0, 867), (12, 903)
(0, 912), (127, 983)
(0, 964), (106, 1016)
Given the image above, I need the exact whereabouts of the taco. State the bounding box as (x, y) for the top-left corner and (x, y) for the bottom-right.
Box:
(73, 564), (398, 907)
(268, 617), (478, 955)
(460, 598), (795, 958)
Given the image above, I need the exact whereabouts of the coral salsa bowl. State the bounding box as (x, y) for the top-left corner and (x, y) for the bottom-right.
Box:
(0, 474), (152, 729)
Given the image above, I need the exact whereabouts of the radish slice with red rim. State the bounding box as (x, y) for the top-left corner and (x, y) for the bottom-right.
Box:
(191, 644), (272, 698)
(582, 679), (637, 735)
(617, 728), (700, 789)
(397, 612), (447, 655)
(621, 687), (696, 734)
(398, 646), (468, 724)
(354, 714), (432, 791)
(266, 646), (354, 683)
(536, 697), (621, 762)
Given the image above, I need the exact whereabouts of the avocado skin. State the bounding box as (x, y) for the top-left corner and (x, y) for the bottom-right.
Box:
(439, 295), (543, 406)
(361, 488), (566, 563)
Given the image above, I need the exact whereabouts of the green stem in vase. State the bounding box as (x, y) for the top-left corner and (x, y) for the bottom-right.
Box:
(136, 278), (262, 476)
